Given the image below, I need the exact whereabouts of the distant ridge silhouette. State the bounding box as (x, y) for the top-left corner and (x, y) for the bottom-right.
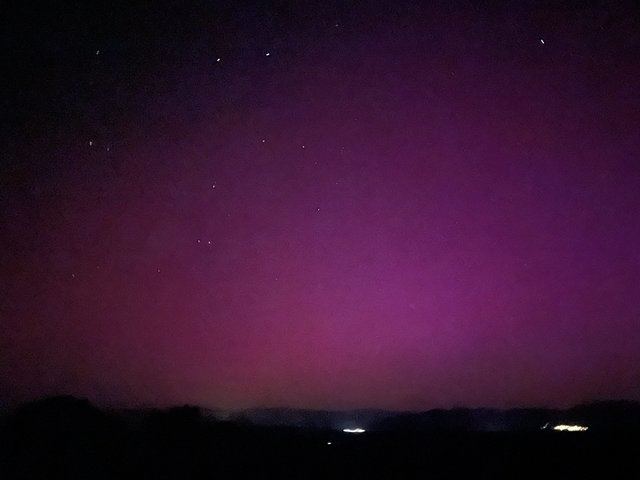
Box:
(2, 396), (640, 479)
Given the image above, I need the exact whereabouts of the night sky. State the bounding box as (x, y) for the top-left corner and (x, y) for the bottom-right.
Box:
(2, 1), (640, 410)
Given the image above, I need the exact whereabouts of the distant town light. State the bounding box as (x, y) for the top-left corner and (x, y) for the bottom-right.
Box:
(342, 428), (366, 433)
(553, 424), (588, 432)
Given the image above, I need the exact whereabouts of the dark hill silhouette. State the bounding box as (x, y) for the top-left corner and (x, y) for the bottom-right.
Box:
(2, 396), (640, 479)
(233, 401), (640, 432)
(2, 396), (127, 479)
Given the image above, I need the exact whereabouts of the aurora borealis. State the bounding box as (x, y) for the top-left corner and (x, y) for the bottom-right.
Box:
(2, 1), (640, 410)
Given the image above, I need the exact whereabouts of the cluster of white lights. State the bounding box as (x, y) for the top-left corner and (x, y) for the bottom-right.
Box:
(342, 428), (366, 434)
(553, 424), (588, 432)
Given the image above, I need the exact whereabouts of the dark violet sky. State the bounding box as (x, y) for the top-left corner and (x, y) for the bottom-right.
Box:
(2, 1), (640, 410)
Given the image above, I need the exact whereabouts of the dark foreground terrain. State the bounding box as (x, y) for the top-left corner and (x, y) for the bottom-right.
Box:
(1, 397), (639, 479)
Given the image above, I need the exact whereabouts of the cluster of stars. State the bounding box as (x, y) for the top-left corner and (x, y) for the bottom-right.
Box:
(78, 23), (550, 290)
(81, 37), (324, 283)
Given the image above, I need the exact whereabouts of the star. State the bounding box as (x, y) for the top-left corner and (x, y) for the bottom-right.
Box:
(216, 57), (221, 62)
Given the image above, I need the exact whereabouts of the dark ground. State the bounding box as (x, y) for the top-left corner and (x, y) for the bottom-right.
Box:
(1, 397), (639, 479)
